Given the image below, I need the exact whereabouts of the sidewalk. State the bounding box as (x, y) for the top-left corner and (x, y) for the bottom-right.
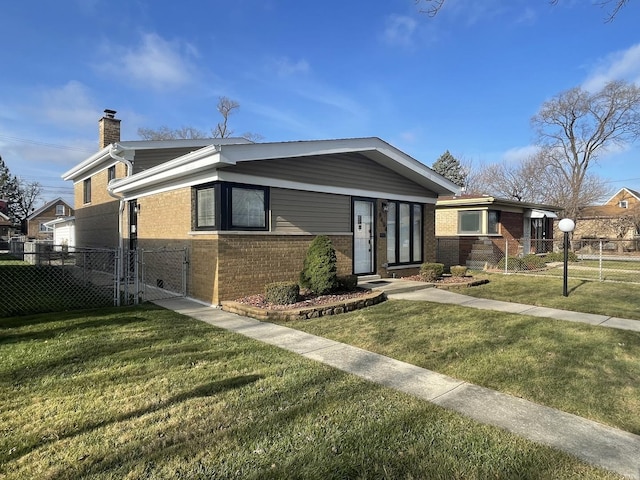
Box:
(360, 278), (640, 332)
(153, 292), (640, 480)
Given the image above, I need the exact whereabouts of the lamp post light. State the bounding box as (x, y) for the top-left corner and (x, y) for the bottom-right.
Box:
(558, 218), (575, 297)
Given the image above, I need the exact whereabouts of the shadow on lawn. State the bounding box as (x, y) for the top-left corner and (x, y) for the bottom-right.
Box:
(10, 375), (262, 462)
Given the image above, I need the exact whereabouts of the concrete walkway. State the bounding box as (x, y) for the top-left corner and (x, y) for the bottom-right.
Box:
(153, 290), (640, 480)
(360, 278), (640, 332)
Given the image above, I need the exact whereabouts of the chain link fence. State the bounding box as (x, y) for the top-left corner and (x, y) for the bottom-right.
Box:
(1, 243), (187, 317)
(437, 237), (640, 284)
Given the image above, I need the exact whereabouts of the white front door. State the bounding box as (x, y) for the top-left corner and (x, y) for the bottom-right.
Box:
(353, 200), (375, 274)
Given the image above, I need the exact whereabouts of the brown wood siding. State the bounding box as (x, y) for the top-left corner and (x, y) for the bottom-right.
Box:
(226, 152), (433, 197)
(271, 188), (351, 234)
(132, 147), (207, 173)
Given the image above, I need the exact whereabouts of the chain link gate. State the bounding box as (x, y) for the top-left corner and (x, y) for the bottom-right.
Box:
(118, 248), (189, 306)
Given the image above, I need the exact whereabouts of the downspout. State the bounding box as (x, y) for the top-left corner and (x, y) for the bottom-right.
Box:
(106, 144), (133, 306)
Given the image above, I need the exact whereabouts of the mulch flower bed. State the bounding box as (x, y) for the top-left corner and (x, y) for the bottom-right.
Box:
(232, 288), (374, 311)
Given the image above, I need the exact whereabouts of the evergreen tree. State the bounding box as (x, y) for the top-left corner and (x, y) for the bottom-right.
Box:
(432, 150), (466, 187)
(0, 155), (21, 224)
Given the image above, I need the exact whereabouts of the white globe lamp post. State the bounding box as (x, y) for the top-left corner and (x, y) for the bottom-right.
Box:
(558, 218), (575, 297)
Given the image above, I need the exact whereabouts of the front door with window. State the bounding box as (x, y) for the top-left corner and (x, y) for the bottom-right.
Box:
(353, 200), (375, 275)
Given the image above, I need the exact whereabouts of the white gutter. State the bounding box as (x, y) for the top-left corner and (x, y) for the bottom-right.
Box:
(105, 145), (135, 305)
(109, 144), (226, 195)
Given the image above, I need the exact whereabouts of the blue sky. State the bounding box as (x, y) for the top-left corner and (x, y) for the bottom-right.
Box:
(1, 0), (640, 206)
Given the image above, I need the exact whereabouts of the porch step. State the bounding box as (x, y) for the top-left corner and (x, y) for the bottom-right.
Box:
(359, 278), (435, 295)
(466, 260), (488, 270)
(357, 274), (381, 283)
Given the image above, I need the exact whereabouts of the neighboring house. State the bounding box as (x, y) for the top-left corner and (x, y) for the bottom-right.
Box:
(573, 188), (640, 249)
(62, 110), (460, 305)
(44, 216), (76, 248)
(435, 195), (561, 268)
(0, 212), (13, 249)
(24, 198), (74, 241)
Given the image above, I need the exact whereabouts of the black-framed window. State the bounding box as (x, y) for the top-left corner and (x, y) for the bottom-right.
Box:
(194, 182), (269, 231)
(196, 186), (216, 228)
(387, 201), (423, 265)
(83, 178), (91, 204)
(107, 165), (116, 182)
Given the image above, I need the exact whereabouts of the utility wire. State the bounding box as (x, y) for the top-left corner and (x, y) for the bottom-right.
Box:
(0, 134), (94, 153)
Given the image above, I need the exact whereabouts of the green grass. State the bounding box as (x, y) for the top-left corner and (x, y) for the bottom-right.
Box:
(276, 300), (640, 436)
(459, 272), (640, 319)
(0, 306), (621, 479)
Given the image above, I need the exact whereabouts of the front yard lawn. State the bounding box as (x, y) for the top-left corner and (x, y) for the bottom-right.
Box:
(277, 299), (640, 436)
(0, 305), (621, 479)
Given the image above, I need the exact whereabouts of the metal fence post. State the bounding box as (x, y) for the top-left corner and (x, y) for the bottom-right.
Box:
(599, 240), (603, 282)
(135, 249), (141, 305)
(504, 240), (508, 274)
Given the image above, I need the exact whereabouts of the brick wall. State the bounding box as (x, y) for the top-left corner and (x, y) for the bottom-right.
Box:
(435, 209), (458, 236)
(215, 234), (352, 303)
(135, 187), (192, 242)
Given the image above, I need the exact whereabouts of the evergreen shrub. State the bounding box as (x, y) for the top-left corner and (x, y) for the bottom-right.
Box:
(449, 265), (468, 277)
(299, 235), (338, 295)
(264, 282), (300, 305)
(337, 274), (358, 292)
(420, 262), (444, 281)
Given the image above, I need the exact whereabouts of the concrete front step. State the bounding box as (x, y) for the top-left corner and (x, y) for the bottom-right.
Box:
(359, 279), (435, 295)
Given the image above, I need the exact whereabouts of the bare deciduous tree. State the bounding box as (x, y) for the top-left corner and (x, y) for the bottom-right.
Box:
(13, 178), (42, 222)
(138, 96), (259, 141)
(532, 80), (640, 220)
(212, 96), (239, 138)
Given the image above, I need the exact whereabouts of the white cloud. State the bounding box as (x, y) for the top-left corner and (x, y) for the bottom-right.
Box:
(272, 57), (310, 77)
(582, 43), (640, 91)
(501, 144), (539, 162)
(98, 33), (200, 91)
(383, 14), (418, 47)
(38, 81), (98, 130)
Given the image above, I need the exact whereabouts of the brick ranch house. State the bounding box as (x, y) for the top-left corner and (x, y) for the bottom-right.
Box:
(435, 195), (562, 269)
(62, 110), (460, 305)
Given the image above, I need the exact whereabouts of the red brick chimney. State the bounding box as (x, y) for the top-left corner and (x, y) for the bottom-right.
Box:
(98, 109), (121, 149)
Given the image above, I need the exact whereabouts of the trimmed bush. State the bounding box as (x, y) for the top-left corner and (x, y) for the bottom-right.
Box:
(299, 235), (338, 295)
(545, 251), (579, 263)
(450, 265), (468, 277)
(420, 262), (444, 282)
(264, 282), (300, 305)
(337, 274), (358, 292)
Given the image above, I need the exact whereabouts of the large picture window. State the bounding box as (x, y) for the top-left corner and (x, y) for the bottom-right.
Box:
(194, 182), (269, 231)
(231, 186), (267, 229)
(459, 210), (482, 234)
(386, 201), (423, 265)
